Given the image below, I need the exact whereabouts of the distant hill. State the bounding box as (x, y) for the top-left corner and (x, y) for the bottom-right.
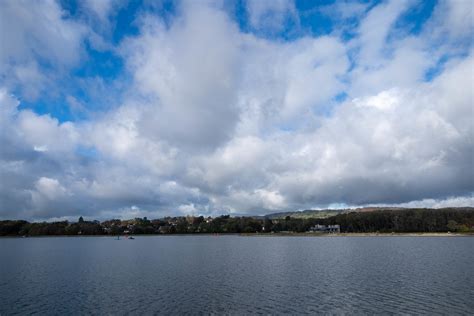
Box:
(265, 209), (347, 219)
(265, 207), (474, 219)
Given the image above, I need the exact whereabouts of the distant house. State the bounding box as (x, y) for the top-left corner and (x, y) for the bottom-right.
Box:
(309, 224), (340, 233)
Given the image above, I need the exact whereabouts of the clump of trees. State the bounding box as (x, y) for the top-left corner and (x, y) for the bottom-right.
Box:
(2, 219), (104, 236)
(319, 208), (474, 233)
(0, 208), (473, 236)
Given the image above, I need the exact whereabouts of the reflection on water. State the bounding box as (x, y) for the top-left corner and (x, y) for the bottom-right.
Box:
(1, 236), (473, 314)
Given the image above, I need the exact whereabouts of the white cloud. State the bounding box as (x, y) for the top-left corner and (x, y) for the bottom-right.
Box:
(428, 0), (474, 44)
(0, 88), (19, 118)
(82, 0), (114, 22)
(245, 0), (298, 33)
(281, 36), (349, 119)
(178, 203), (197, 214)
(0, 0), (85, 67)
(355, 0), (410, 66)
(375, 195), (474, 209)
(320, 1), (368, 20)
(122, 4), (242, 149)
(34, 177), (68, 200)
(0, 0), (87, 99)
(17, 111), (79, 154)
(0, 1), (472, 220)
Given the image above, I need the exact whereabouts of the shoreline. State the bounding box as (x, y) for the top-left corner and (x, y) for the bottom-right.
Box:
(240, 232), (474, 237)
(1, 232), (473, 238)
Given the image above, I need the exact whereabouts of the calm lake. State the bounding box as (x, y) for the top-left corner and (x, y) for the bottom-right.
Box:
(1, 236), (473, 315)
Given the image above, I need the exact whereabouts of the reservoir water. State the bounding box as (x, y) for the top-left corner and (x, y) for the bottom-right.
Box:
(1, 236), (473, 315)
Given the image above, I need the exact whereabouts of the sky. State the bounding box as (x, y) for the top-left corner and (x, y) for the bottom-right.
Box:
(0, 0), (473, 221)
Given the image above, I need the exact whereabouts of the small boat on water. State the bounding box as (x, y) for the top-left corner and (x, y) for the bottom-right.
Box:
(128, 236), (135, 240)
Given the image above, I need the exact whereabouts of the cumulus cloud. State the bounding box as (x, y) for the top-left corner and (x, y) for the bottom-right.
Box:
(0, 0), (87, 99)
(0, 0), (472, 220)
(121, 3), (242, 149)
(276, 60), (473, 207)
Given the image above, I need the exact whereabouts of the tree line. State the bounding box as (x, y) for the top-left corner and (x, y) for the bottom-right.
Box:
(319, 207), (474, 233)
(0, 208), (473, 236)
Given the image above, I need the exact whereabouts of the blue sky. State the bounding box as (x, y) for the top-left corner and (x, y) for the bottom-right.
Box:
(0, 0), (473, 220)
(11, 0), (441, 122)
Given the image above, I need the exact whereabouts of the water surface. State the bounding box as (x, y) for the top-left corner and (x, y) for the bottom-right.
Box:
(1, 236), (473, 314)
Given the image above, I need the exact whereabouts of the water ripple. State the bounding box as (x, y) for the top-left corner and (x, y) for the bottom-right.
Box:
(0, 236), (473, 315)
